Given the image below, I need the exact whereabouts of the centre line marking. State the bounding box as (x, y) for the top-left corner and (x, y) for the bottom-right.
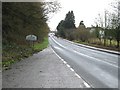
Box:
(52, 37), (119, 69)
(51, 45), (91, 88)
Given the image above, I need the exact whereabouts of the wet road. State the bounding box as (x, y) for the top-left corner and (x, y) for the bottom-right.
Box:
(49, 34), (119, 88)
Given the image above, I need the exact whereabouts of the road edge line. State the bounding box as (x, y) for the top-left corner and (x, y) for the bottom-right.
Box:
(51, 46), (91, 88)
(83, 81), (91, 88)
(63, 38), (120, 55)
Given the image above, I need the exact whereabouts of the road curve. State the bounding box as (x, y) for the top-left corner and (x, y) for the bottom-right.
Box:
(49, 34), (119, 88)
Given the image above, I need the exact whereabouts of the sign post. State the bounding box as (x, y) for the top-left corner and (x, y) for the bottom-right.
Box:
(26, 35), (37, 50)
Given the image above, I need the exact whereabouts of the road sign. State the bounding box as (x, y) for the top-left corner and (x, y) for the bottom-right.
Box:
(26, 35), (37, 41)
(99, 30), (104, 38)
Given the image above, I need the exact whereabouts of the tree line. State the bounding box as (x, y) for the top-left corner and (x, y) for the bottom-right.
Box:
(2, 2), (56, 45)
(2, 2), (60, 66)
(56, 1), (120, 49)
(3, 2), (61, 46)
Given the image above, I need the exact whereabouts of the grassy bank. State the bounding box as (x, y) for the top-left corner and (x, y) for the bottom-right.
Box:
(73, 39), (120, 52)
(33, 37), (49, 52)
(2, 37), (49, 70)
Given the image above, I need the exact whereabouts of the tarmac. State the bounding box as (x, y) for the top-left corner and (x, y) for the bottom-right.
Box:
(2, 46), (87, 88)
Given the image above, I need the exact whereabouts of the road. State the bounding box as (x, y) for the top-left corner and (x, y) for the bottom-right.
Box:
(49, 34), (119, 88)
(3, 46), (87, 88)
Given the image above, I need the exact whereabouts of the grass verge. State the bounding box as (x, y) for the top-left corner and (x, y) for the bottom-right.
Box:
(2, 37), (49, 70)
(73, 40), (120, 52)
(33, 37), (49, 52)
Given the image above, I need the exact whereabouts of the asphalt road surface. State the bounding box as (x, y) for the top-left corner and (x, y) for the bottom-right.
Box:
(3, 46), (87, 88)
(49, 34), (119, 88)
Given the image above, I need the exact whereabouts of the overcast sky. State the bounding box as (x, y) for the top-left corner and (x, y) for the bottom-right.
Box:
(46, 0), (114, 31)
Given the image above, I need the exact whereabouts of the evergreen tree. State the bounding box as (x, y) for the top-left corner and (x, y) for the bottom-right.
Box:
(64, 11), (76, 29)
(56, 10), (76, 39)
(56, 20), (65, 37)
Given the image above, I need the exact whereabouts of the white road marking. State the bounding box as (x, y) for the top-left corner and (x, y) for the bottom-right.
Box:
(51, 37), (119, 69)
(64, 38), (119, 57)
(52, 48), (62, 60)
(73, 50), (119, 68)
(70, 68), (74, 72)
(75, 73), (81, 79)
(66, 64), (70, 68)
(83, 81), (91, 88)
(51, 46), (91, 88)
(104, 59), (117, 64)
(63, 61), (67, 64)
(61, 59), (64, 62)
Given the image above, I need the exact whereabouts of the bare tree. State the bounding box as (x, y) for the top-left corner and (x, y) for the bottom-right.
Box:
(43, 1), (61, 20)
(110, 0), (120, 48)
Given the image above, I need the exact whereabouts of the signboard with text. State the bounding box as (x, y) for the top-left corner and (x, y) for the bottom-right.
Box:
(26, 35), (37, 41)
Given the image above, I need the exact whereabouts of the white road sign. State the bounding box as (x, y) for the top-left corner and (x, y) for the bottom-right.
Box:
(26, 35), (37, 41)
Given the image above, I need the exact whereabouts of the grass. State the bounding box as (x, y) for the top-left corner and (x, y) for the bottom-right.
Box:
(74, 39), (120, 52)
(2, 37), (49, 70)
(88, 38), (120, 47)
(33, 37), (49, 52)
